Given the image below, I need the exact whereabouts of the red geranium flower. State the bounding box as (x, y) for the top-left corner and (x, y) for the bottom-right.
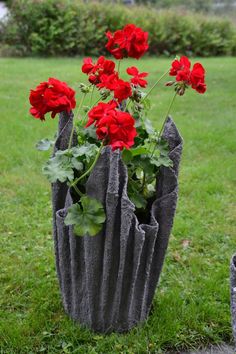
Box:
(169, 56), (207, 94)
(81, 58), (94, 75)
(86, 100), (117, 128)
(97, 74), (132, 103)
(86, 102), (137, 150)
(96, 110), (137, 150)
(176, 68), (191, 84)
(190, 63), (207, 94)
(127, 66), (148, 87)
(113, 79), (132, 102)
(81, 56), (115, 85)
(29, 78), (76, 121)
(97, 73), (119, 91)
(106, 24), (149, 60)
(169, 56), (191, 77)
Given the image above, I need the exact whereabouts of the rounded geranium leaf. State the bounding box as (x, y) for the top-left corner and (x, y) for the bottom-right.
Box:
(64, 197), (106, 237)
(35, 138), (54, 151)
(42, 154), (74, 183)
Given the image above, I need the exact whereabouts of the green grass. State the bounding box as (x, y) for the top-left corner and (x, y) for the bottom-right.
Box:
(0, 57), (236, 354)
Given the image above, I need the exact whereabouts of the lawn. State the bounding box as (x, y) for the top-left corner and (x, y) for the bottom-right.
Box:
(0, 57), (236, 354)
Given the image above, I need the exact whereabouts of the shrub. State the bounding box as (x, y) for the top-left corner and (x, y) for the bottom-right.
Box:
(1, 0), (236, 57)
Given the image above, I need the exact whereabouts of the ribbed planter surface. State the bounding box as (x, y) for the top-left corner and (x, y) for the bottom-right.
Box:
(52, 112), (183, 333)
(231, 254), (236, 346)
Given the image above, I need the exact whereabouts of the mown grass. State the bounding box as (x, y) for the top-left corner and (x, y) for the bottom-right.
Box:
(0, 57), (236, 354)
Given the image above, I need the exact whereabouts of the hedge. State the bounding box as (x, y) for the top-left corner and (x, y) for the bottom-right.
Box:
(1, 0), (236, 57)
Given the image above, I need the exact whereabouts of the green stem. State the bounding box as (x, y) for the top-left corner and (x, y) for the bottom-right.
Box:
(68, 93), (87, 149)
(70, 143), (103, 188)
(90, 85), (95, 106)
(117, 60), (121, 74)
(158, 90), (177, 140)
(92, 95), (102, 107)
(143, 69), (169, 101)
(81, 95), (103, 125)
(141, 171), (146, 192)
(68, 124), (75, 150)
(72, 183), (84, 197)
(77, 92), (87, 118)
(126, 98), (131, 111)
(151, 90), (177, 157)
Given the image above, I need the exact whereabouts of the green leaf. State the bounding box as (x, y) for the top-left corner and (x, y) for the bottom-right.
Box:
(64, 196), (106, 236)
(135, 167), (144, 180)
(159, 156), (173, 167)
(72, 143), (98, 163)
(151, 155), (173, 168)
(137, 156), (155, 175)
(144, 119), (155, 135)
(42, 154), (74, 183)
(71, 157), (83, 171)
(130, 192), (147, 209)
(157, 139), (170, 155)
(131, 146), (148, 157)
(36, 138), (54, 151)
(134, 118), (142, 128)
(84, 126), (97, 140)
(132, 111), (142, 120)
(122, 148), (133, 163)
(127, 177), (148, 210)
(147, 183), (156, 193)
(150, 157), (161, 168)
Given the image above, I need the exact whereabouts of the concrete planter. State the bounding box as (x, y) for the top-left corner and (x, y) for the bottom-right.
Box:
(52, 112), (183, 333)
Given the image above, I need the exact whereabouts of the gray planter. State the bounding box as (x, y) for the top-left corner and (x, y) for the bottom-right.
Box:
(52, 112), (183, 333)
(231, 254), (236, 346)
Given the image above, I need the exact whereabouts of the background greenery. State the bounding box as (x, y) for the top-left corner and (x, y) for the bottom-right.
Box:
(0, 56), (236, 353)
(104, 0), (236, 15)
(1, 0), (236, 57)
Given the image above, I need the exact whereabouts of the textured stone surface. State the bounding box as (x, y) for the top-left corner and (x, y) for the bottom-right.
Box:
(231, 254), (236, 349)
(52, 112), (183, 333)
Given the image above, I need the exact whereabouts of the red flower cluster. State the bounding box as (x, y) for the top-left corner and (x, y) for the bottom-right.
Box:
(106, 24), (149, 60)
(97, 73), (132, 103)
(29, 78), (76, 121)
(81, 55), (132, 103)
(86, 101), (137, 150)
(82, 56), (115, 85)
(85, 101), (118, 128)
(127, 66), (148, 88)
(169, 56), (206, 94)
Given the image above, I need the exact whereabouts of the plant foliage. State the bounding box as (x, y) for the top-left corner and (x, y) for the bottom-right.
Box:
(64, 196), (106, 236)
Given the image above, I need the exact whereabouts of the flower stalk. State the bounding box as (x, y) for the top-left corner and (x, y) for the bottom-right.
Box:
(70, 142), (104, 189)
(150, 90), (178, 157)
(158, 90), (178, 140)
(143, 69), (169, 101)
(68, 92), (87, 149)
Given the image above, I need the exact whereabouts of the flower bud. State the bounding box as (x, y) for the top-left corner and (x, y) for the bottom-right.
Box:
(83, 106), (90, 113)
(165, 81), (175, 87)
(177, 87), (185, 96)
(132, 89), (142, 102)
(78, 83), (90, 94)
(100, 89), (110, 100)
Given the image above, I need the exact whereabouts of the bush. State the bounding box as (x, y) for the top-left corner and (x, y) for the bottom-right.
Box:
(1, 0), (236, 57)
